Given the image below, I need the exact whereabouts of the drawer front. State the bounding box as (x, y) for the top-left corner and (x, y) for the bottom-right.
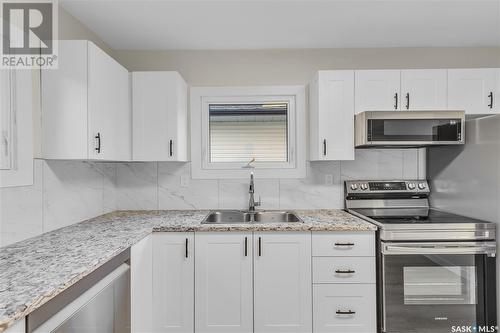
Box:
(312, 232), (375, 257)
(313, 284), (376, 333)
(313, 257), (375, 284)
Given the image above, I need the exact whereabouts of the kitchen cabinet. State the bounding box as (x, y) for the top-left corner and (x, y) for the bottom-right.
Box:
(195, 232), (253, 333)
(42, 40), (131, 160)
(400, 69), (447, 110)
(448, 68), (500, 114)
(0, 68), (34, 187)
(309, 70), (355, 161)
(354, 70), (400, 113)
(153, 233), (194, 333)
(355, 69), (447, 113)
(254, 232), (312, 333)
(132, 71), (188, 161)
(312, 232), (376, 333)
(131, 235), (153, 333)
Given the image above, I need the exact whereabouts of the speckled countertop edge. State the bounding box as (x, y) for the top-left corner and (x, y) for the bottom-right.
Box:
(0, 209), (375, 331)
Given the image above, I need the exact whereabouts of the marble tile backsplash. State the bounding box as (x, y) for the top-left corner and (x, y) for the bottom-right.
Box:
(0, 148), (424, 247)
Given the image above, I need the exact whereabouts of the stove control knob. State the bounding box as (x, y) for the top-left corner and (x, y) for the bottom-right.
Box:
(350, 183), (358, 190)
(407, 183), (416, 190)
(360, 183), (368, 190)
(418, 182), (427, 190)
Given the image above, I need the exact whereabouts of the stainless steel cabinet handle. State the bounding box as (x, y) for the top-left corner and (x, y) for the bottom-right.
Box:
(394, 93), (398, 109)
(488, 92), (494, 109)
(335, 269), (355, 274)
(95, 133), (101, 154)
(334, 242), (354, 247)
(258, 237), (262, 256)
(323, 139), (327, 156)
(185, 238), (188, 258)
(405, 93), (410, 109)
(169, 139), (173, 157)
(336, 310), (356, 315)
(244, 237), (248, 257)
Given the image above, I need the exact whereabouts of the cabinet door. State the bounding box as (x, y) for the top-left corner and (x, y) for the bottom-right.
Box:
(131, 235), (153, 333)
(448, 68), (500, 114)
(41, 40), (88, 159)
(401, 69), (447, 110)
(354, 70), (400, 113)
(153, 233), (194, 333)
(132, 71), (188, 161)
(88, 42), (131, 161)
(310, 71), (354, 161)
(195, 232), (253, 333)
(254, 232), (312, 333)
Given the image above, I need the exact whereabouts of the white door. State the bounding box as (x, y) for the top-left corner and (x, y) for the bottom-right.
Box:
(254, 232), (312, 333)
(448, 68), (500, 114)
(131, 235), (153, 333)
(195, 232), (253, 333)
(0, 70), (11, 170)
(354, 70), (400, 113)
(88, 42), (131, 161)
(153, 233), (194, 333)
(132, 71), (188, 161)
(311, 70), (355, 161)
(401, 69), (447, 110)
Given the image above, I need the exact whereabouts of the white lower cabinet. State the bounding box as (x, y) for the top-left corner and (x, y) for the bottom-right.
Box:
(153, 233), (194, 333)
(149, 231), (375, 333)
(254, 232), (312, 333)
(195, 232), (253, 333)
(313, 284), (376, 333)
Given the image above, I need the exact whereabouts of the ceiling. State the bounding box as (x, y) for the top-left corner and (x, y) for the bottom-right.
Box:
(61, 0), (500, 50)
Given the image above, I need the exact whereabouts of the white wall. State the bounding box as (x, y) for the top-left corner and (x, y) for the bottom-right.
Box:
(0, 160), (116, 246)
(112, 149), (424, 210)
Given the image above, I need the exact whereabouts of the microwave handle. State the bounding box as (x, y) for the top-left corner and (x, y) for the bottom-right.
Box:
(383, 242), (496, 256)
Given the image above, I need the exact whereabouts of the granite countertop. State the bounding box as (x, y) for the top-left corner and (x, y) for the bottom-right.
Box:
(0, 209), (375, 331)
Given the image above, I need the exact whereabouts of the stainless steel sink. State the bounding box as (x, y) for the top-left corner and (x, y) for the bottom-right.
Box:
(202, 210), (303, 224)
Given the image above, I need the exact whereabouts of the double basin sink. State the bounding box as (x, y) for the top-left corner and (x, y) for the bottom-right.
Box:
(202, 210), (303, 224)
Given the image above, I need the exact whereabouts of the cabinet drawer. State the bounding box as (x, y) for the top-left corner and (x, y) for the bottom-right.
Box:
(313, 257), (375, 284)
(313, 284), (376, 333)
(312, 232), (375, 257)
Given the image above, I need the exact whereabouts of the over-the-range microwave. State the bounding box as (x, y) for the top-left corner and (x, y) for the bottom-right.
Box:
(355, 110), (466, 148)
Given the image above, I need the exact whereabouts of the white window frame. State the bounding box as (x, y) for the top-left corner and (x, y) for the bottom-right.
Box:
(191, 86), (306, 179)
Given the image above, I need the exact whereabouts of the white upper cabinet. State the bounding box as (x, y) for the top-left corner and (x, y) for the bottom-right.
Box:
(354, 70), (400, 113)
(132, 71), (188, 161)
(195, 232), (253, 333)
(448, 68), (500, 114)
(355, 69), (448, 113)
(400, 69), (447, 110)
(254, 232), (312, 333)
(309, 71), (355, 161)
(42, 40), (131, 160)
(153, 233), (194, 333)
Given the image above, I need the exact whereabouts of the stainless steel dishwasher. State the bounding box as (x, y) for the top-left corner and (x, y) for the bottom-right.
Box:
(27, 250), (131, 333)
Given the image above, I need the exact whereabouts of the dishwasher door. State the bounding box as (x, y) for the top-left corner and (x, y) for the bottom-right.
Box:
(31, 264), (130, 333)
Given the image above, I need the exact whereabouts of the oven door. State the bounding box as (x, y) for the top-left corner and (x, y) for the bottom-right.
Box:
(380, 242), (496, 333)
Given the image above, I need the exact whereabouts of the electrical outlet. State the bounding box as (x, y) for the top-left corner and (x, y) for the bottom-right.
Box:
(325, 174), (334, 186)
(180, 175), (190, 188)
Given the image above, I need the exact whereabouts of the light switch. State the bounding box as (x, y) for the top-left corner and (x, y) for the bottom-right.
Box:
(325, 174), (333, 186)
(180, 175), (190, 187)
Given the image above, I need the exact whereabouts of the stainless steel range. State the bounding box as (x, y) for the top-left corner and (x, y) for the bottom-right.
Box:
(345, 180), (497, 333)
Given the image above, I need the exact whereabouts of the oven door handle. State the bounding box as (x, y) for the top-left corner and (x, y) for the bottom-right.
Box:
(382, 242), (496, 256)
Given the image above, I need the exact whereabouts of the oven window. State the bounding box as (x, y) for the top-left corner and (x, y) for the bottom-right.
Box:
(403, 266), (477, 305)
(367, 118), (462, 142)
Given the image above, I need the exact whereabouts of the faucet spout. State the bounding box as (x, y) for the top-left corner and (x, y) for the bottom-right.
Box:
(248, 172), (261, 212)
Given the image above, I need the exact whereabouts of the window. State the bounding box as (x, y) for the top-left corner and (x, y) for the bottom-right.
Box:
(191, 86), (306, 179)
(209, 103), (288, 163)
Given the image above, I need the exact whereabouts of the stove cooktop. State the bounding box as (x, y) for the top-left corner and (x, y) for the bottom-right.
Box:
(372, 209), (492, 225)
